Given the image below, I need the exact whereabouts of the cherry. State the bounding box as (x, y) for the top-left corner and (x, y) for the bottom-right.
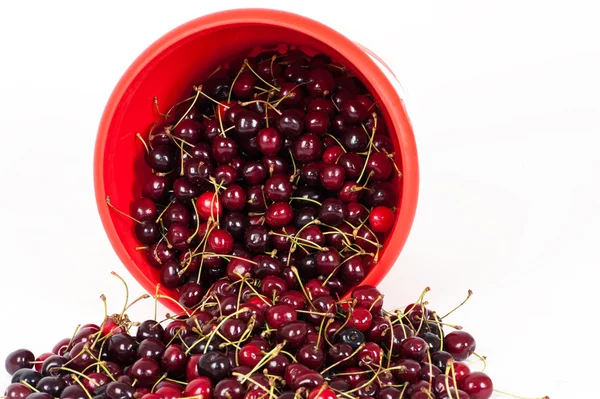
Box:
(419, 331), (442, 352)
(338, 181), (362, 203)
(154, 386), (181, 399)
(365, 183), (396, 208)
(337, 153), (364, 180)
(340, 256), (366, 284)
(377, 387), (402, 399)
(266, 303), (297, 328)
(136, 337), (165, 361)
(226, 257), (253, 282)
(292, 371), (325, 391)
(278, 81), (304, 107)
(146, 145), (177, 172)
(244, 225), (271, 253)
(260, 275), (288, 297)
(276, 109), (304, 137)
(399, 336), (428, 361)
(444, 331), (476, 361)
(196, 191), (222, 221)
(137, 320), (165, 341)
(453, 361), (471, 382)
(208, 229), (234, 254)
(197, 351), (231, 381)
(347, 307), (373, 332)
(105, 382), (135, 399)
(239, 343), (264, 368)
(264, 354), (290, 378)
(340, 98), (369, 123)
(36, 376), (66, 396)
(322, 146), (344, 165)
(294, 207), (317, 228)
(390, 358), (420, 383)
(161, 344), (186, 376)
(135, 221), (160, 245)
(107, 333), (137, 365)
(4, 383), (30, 399)
(129, 358), (160, 388)
(131, 198), (158, 222)
(383, 324), (415, 357)
(318, 198), (346, 226)
(178, 282), (204, 308)
(459, 372), (493, 399)
(293, 133), (323, 163)
(297, 344), (325, 369)
(69, 342), (98, 371)
(266, 202), (294, 227)
(163, 203), (191, 227)
(315, 249), (341, 275)
(262, 155), (288, 175)
(5, 349), (34, 375)
(59, 385), (88, 399)
(32, 353), (53, 373)
(277, 320), (309, 349)
(342, 126), (369, 152)
(213, 378), (244, 399)
(293, 186), (325, 208)
(335, 328), (365, 349)
(256, 127), (282, 155)
(234, 110), (261, 138)
(185, 354), (203, 382)
(222, 212), (247, 240)
(298, 225), (325, 247)
(242, 161), (267, 185)
(212, 136), (238, 164)
(183, 377), (213, 398)
(307, 69), (334, 97)
(299, 162), (323, 186)
(308, 386), (337, 399)
(160, 260), (183, 288)
(39, 356), (67, 377)
(280, 290), (307, 310)
(304, 110), (330, 134)
(369, 206), (395, 233)
(320, 164), (346, 190)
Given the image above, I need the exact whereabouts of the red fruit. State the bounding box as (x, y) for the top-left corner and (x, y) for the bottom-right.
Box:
(347, 307), (373, 332)
(186, 354), (202, 382)
(352, 285), (383, 312)
(52, 338), (70, 355)
(33, 353), (52, 372)
(308, 386), (338, 399)
(155, 386), (182, 399)
(239, 343), (264, 368)
(459, 372), (493, 399)
(100, 316), (124, 336)
(444, 331), (476, 361)
(142, 394), (162, 399)
(184, 377), (213, 398)
(368, 206), (395, 233)
(196, 192), (223, 221)
(266, 304), (297, 329)
(452, 361), (471, 382)
(208, 229), (234, 254)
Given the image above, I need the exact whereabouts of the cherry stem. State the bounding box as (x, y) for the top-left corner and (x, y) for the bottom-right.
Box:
(320, 343), (365, 374)
(18, 380), (39, 393)
(383, 148), (403, 177)
(440, 290), (473, 319)
(136, 133), (150, 154)
(110, 271), (130, 319)
(240, 99), (282, 115)
(243, 59), (280, 92)
(155, 294), (191, 318)
(153, 97), (168, 118)
(288, 196), (322, 207)
(155, 200), (173, 224)
(290, 266), (314, 306)
(228, 64), (245, 103)
(325, 134), (347, 152)
(236, 342), (285, 384)
(71, 376), (93, 399)
(356, 115), (378, 184)
(105, 197), (141, 224)
(186, 199), (201, 244)
(173, 88), (201, 128)
(471, 351), (487, 372)
(151, 373), (168, 393)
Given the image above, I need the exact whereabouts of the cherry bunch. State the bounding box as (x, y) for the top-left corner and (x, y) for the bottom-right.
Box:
(108, 44), (402, 305)
(4, 272), (548, 399)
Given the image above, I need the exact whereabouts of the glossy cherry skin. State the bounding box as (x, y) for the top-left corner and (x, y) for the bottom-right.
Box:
(129, 358), (161, 388)
(36, 377), (66, 397)
(293, 133), (323, 163)
(196, 192), (223, 221)
(4, 383), (31, 399)
(307, 68), (335, 97)
(277, 320), (309, 349)
(161, 344), (186, 376)
(318, 197), (346, 226)
(107, 334), (137, 365)
(369, 206), (395, 233)
(146, 145), (177, 172)
(351, 285), (383, 313)
(320, 164), (345, 190)
(5, 349), (34, 375)
(245, 225), (271, 253)
(265, 202), (294, 227)
(265, 175), (293, 201)
(197, 351), (231, 382)
(459, 372), (493, 399)
(266, 304), (297, 329)
(178, 282), (204, 308)
(444, 331), (476, 361)
(277, 109), (304, 137)
(137, 320), (165, 341)
(160, 260), (183, 288)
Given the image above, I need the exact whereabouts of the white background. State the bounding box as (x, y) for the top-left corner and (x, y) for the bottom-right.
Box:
(0, 1), (598, 398)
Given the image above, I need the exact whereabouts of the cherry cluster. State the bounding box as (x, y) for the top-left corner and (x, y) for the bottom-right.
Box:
(110, 45), (401, 305)
(3, 273), (515, 399)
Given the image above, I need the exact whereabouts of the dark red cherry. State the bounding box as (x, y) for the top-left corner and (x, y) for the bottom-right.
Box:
(163, 203), (190, 227)
(107, 334), (137, 365)
(341, 98), (369, 123)
(278, 82), (304, 107)
(242, 161), (267, 185)
(244, 225), (271, 253)
(265, 175), (293, 201)
(322, 146), (344, 164)
(232, 73), (257, 99)
(160, 260), (184, 288)
(277, 320), (309, 349)
(146, 145), (177, 172)
(197, 351), (231, 382)
(265, 202), (294, 227)
(5, 349), (34, 375)
(308, 97), (335, 116)
(257, 127), (282, 156)
(444, 331), (476, 361)
(276, 109), (304, 138)
(338, 181), (362, 203)
(262, 155), (288, 175)
(212, 137), (238, 164)
(166, 224), (190, 251)
(297, 345), (325, 369)
(271, 225), (297, 251)
(298, 225), (325, 247)
(161, 344), (186, 376)
(245, 185), (267, 212)
(304, 110), (330, 134)
(315, 249), (341, 276)
(320, 164), (345, 190)
(337, 153), (365, 179)
(342, 126), (369, 152)
(172, 119), (202, 144)
(234, 111), (262, 138)
(222, 184), (246, 212)
(293, 133), (323, 163)
(352, 285), (383, 313)
(173, 178), (196, 201)
(131, 198), (157, 222)
(307, 69), (334, 97)
(366, 152), (393, 180)
(142, 174), (171, 203)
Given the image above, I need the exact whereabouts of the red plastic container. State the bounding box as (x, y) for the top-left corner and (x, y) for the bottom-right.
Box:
(94, 9), (418, 312)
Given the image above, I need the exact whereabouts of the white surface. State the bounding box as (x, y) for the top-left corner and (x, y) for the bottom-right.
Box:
(0, 1), (597, 398)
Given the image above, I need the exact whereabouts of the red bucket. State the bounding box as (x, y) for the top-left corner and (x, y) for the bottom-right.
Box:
(94, 8), (419, 312)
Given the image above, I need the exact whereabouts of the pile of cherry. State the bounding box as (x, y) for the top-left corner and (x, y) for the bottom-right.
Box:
(4, 279), (505, 399)
(116, 45), (401, 305)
